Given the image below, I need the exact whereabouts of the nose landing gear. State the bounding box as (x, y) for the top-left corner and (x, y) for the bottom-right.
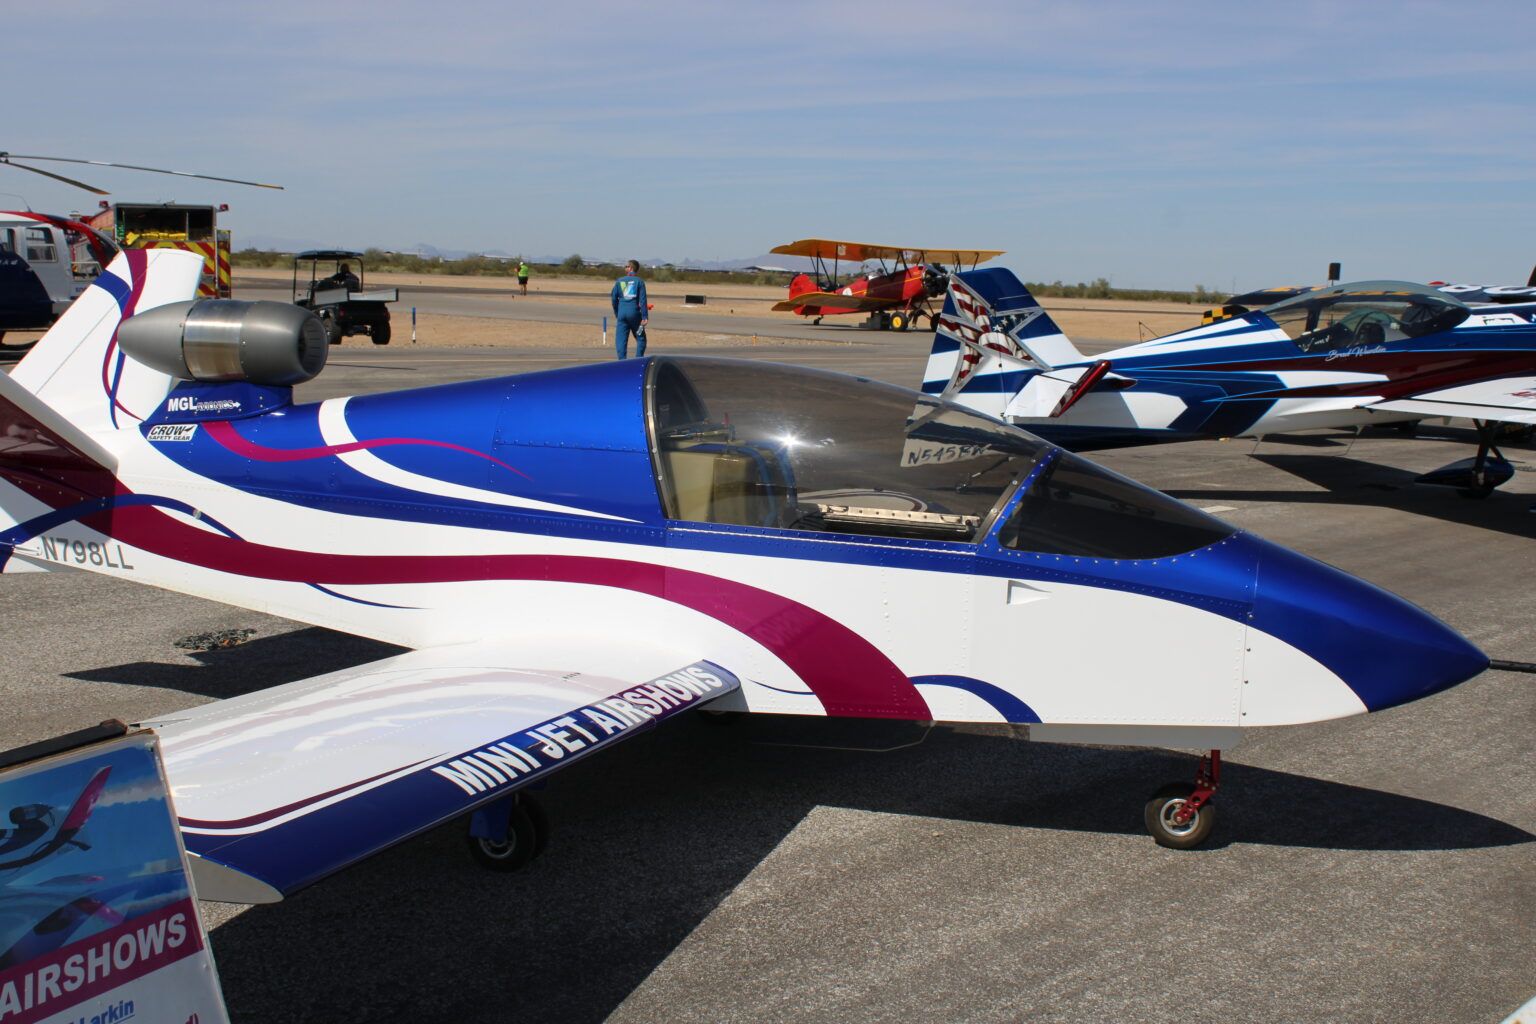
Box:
(1144, 750), (1220, 849)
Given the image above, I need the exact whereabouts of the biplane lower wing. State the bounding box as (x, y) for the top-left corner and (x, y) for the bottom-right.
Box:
(1368, 375), (1536, 425)
(143, 643), (740, 903)
(772, 291), (904, 313)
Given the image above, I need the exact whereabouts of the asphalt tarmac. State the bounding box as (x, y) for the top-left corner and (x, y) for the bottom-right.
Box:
(237, 277), (876, 342)
(1, 340), (1533, 1023)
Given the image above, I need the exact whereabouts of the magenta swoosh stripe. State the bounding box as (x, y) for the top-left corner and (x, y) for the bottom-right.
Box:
(100, 249), (151, 425)
(178, 759), (435, 831)
(203, 419), (531, 479)
(98, 502), (928, 719)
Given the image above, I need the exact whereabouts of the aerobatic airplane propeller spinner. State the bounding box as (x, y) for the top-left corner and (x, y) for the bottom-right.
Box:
(0, 250), (1489, 904)
(925, 268), (1536, 496)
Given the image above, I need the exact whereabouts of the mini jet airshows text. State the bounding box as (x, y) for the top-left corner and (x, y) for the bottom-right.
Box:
(0, 250), (1488, 903)
(924, 269), (1536, 496)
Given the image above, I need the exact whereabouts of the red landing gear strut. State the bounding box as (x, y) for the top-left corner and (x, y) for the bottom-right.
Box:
(1143, 750), (1220, 849)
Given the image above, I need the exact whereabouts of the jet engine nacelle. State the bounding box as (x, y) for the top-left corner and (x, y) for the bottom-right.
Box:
(117, 299), (328, 386)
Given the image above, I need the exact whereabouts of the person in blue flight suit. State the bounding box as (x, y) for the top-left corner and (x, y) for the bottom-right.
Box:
(610, 260), (649, 359)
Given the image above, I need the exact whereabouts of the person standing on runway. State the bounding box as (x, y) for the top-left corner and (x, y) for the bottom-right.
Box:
(610, 260), (649, 359)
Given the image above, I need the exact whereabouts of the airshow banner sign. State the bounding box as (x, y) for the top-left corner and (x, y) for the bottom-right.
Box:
(0, 728), (228, 1024)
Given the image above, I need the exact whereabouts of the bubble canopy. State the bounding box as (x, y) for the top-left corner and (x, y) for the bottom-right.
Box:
(1255, 280), (1471, 352)
(645, 357), (1232, 558)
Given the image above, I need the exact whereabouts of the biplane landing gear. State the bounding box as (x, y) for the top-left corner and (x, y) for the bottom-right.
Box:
(889, 311), (910, 331)
(813, 316), (823, 325)
(1144, 750), (1219, 849)
(466, 792), (549, 871)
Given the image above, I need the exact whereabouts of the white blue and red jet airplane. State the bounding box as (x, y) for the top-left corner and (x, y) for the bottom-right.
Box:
(0, 250), (1490, 904)
(924, 269), (1536, 496)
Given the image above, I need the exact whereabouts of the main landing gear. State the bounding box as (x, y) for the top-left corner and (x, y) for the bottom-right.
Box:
(1144, 750), (1220, 849)
(1461, 420), (1514, 499)
(1416, 419), (1517, 498)
(466, 792), (549, 871)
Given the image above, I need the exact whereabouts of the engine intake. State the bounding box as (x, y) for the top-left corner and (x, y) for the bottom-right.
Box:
(117, 300), (328, 386)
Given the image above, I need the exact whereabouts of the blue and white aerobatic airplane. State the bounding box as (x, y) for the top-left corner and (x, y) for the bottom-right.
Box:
(0, 251), (1489, 904)
(924, 269), (1536, 496)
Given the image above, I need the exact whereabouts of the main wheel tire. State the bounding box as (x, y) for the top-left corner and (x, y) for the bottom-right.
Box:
(322, 314), (345, 346)
(371, 322), (392, 345)
(467, 796), (544, 871)
(1144, 782), (1216, 850)
(890, 312), (909, 331)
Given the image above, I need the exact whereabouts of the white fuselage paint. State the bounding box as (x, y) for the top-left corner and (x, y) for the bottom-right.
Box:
(1, 419), (1369, 739)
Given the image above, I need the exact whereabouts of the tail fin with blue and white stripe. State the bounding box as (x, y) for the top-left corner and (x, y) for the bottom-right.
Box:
(10, 248), (203, 439)
(922, 268), (1091, 420)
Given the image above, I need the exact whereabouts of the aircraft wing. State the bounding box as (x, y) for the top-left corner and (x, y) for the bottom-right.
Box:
(772, 291), (902, 313)
(770, 238), (1005, 265)
(142, 643), (740, 904)
(1368, 375), (1536, 426)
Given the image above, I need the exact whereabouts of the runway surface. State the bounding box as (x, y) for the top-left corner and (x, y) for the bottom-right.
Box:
(1, 342), (1532, 1023)
(238, 277), (885, 343)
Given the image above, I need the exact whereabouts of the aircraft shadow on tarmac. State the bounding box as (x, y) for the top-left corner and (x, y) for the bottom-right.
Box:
(64, 627), (404, 700)
(191, 672), (1530, 1022)
(1166, 450), (1536, 537)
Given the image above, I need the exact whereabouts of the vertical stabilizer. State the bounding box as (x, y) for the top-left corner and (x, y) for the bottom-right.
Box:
(10, 248), (203, 438)
(922, 269), (1089, 418)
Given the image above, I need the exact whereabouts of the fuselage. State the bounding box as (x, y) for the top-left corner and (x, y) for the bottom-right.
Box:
(788, 264), (928, 318)
(0, 357), (1486, 743)
(932, 299), (1536, 449)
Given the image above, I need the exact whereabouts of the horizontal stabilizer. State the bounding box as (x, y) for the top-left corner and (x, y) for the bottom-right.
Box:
(144, 643), (741, 902)
(1370, 375), (1536, 426)
(0, 368), (116, 473)
(1001, 360), (1120, 420)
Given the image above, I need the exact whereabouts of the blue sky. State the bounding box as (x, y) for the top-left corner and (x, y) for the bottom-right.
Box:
(7, 1), (1534, 289)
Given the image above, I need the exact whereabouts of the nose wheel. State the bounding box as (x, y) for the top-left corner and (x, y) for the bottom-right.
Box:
(1144, 750), (1220, 849)
(466, 793), (549, 871)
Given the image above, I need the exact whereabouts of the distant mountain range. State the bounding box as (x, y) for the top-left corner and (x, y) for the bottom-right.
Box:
(239, 235), (820, 273)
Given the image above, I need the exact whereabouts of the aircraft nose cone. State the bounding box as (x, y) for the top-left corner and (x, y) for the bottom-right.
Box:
(1251, 542), (1488, 713)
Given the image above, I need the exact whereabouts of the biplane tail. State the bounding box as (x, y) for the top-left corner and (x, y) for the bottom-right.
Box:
(921, 269), (1091, 418)
(787, 273), (818, 300)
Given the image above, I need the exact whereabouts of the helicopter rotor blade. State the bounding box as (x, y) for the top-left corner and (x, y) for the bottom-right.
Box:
(7, 154), (283, 191)
(0, 157), (110, 195)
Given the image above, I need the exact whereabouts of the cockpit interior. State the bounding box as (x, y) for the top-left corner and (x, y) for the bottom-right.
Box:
(1258, 281), (1471, 353)
(647, 358), (1233, 559)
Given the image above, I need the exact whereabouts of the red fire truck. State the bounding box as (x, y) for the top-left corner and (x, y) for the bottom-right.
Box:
(85, 202), (233, 298)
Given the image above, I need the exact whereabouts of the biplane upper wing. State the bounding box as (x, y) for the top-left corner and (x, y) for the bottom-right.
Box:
(772, 291), (905, 313)
(770, 238), (1005, 265)
(142, 642), (740, 904)
(1368, 375), (1536, 425)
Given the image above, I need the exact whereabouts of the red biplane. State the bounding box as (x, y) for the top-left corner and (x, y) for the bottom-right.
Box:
(769, 238), (1003, 330)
